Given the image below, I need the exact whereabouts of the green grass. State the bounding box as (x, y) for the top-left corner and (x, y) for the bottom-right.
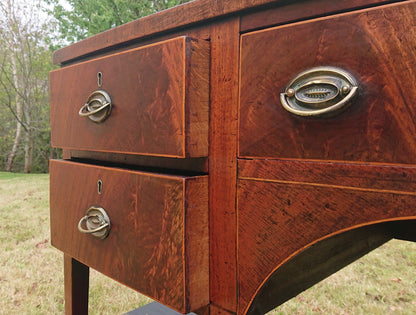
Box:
(0, 172), (415, 314)
(270, 239), (416, 314)
(0, 172), (149, 315)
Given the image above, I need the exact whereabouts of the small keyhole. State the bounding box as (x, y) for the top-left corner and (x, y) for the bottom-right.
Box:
(97, 72), (103, 87)
(97, 180), (103, 194)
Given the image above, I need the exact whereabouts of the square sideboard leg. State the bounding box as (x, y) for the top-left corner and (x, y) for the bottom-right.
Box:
(64, 254), (89, 315)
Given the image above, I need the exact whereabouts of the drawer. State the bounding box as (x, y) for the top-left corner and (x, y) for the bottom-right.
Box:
(239, 2), (416, 163)
(50, 36), (209, 158)
(49, 160), (208, 313)
(237, 163), (416, 314)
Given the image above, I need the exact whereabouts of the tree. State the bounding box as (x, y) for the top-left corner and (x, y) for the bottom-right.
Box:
(0, 0), (56, 173)
(45, 0), (191, 43)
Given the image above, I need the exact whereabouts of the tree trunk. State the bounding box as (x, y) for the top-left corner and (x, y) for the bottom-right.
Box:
(4, 37), (23, 171)
(5, 117), (22, 171)
(24, 129), (33, 173)
(4, 0), (24, 172)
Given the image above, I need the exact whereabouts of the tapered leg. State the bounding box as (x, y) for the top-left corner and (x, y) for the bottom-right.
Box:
(64, 254), (89, 315)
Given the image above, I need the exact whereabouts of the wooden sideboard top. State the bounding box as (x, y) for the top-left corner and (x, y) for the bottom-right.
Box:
(52, 0), (279, 64)
(52, 0), (390, 65)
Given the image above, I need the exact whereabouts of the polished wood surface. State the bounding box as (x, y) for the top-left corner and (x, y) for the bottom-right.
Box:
(53, 0), (390, 65)
(237, 178), (416, 314)
(240, 0), (393, 32)
(239, 1), (416, 163)
(246, 223), (395, 314)
(49, 1), (416, 314)
(64, 255), (89, 315)
(238, 159), (416, 192)
(186, 176), (209, 311)
(51, 36), (209, 158)
(209, 305), (235, 315)
(208, 18), (240, 313)
(50, 160), (208, 313)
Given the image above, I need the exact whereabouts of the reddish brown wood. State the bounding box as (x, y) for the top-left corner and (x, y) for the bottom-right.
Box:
(208, 18), (240, 313)
(186, 39), (210, 157)
(185, 176), (209, 312)
(237, 178), (416, 314)
(50, 1), (416, 314)
(246, 224), (394, 314)
(62, 149), (71, 160)
(51, 0), (389, 65)
(64, 255), (89, 315)
(210, 305), (236, 315)
(50, 36), (209, 158)
(50, 160), (208, 313)
(192, 305), (210, 315)
(239, 1), (416, 163)
(238, 159), (416, 192)
(240, 0), (395, 32)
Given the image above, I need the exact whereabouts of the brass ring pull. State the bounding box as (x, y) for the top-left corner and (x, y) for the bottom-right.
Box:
(280, 66), (358, 117)
(78, 206), (111, 239)
(79, 90), (112, 123)
(78, 217), (109, 234)
(79, 101), (111, 117)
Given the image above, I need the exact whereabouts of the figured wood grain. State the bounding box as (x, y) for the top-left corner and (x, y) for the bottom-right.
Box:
(237, 178), (416, 314)
(185, 176), (209, 312)
(240, 0), (395, 32)
(186, 39), (210, 157)
(51, 0), (389, 65)
(208, 18), (240, 313)
(246, 224), (393, 314)
(238, 159), (416, 193)
(50, 1), (416, 314)
(50, 160), (208, 313)
(64, 255), (89, 315)
(50, 36), (209, 158)
(239, 1), (416, 163)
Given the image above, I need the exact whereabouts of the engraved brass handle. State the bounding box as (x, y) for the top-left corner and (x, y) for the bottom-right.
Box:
(280, 66), (358, 117)
(79, 90), (112, 123)
(78, 206), (111, 239)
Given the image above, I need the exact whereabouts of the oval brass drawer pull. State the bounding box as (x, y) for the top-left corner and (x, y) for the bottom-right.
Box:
(280, 66), (358, 117)
(79, 90), (112, 123)
(78, 206), (111, 239)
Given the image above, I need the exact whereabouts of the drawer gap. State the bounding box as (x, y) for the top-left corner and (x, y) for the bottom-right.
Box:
(68, 157), (208, 177)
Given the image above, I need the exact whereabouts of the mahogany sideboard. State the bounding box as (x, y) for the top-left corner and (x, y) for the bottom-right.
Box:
(49, 0), (416, 314)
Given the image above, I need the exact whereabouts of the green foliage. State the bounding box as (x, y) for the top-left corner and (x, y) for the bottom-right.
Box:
(1, 0), (192, 173)
(0, 0), (60, 173)
(0, 172), (147, 313)
(0, 40), (58, 173)
(45, 0), (192, 44)
(0, 105), (14, 170)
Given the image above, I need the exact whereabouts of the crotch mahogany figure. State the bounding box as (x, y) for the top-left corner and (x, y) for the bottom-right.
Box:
(49, 0), (416, 314)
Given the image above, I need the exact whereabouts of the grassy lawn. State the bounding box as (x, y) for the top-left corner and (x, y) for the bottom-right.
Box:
(0, 172), (149, 315)
(0, 172), (415, 314)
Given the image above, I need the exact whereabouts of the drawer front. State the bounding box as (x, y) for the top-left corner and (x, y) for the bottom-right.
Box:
(49, 160), (208, 313)
(237, 164), (416, 314)
(50, 36), (209, 158)
(239, 2), (416, 163)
